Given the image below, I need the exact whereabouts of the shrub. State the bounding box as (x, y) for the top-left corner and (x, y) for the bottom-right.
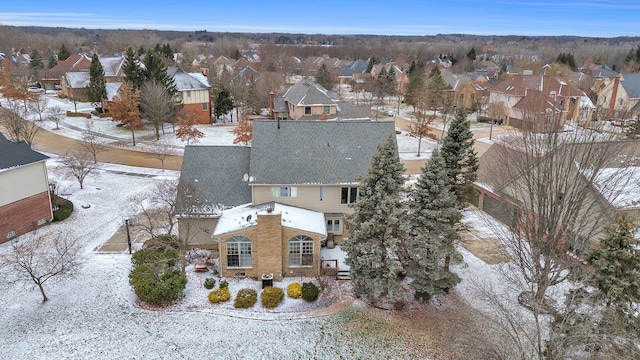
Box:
(208, 287), (231, 303)
(129, 265), (187, 305)
(234, 288), (258, 308)
(219, 280), (229, 289)
(66, 111), (91, 118)
(52, 195), (73, 222)
(143, 235), (180, 252)
(287, 282), (302, 299)
(131, 248), (178, 268)
(393, 300), (406, 310)
(204, 278), (216, 289)
(301, 282), (319, 302)
(261, 286), (284, 309)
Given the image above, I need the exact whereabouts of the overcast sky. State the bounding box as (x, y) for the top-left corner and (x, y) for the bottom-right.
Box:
(1, 1), (639, 37)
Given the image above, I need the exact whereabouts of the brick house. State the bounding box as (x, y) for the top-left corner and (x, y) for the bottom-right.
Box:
(596, 73), (640, 121)
(176, 120), (396, 279)
(0, 133), (53, 242)
(168, 67), (212, 124)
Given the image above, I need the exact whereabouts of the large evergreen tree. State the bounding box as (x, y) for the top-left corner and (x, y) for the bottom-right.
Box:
(58, 44), (71, 61)
(589, 217), (640, 313)
(426, 67), (452, 115)
(440, 108), (478, 207)
(342, 135), (406, 299)
(142, 51), (177, 98)
(214, 88), (234, 120)
(404, 149), (461, 299)
(123, 47), (144, 91)
(404, 75), (425, 112)
(315, 63), (334, 91)
(87, 54), (106, 108)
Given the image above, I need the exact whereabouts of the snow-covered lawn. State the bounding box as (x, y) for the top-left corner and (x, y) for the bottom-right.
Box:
(0, 94), (546, 358)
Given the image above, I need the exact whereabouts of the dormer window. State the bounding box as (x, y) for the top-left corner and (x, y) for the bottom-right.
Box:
(305, 106), (311, 115)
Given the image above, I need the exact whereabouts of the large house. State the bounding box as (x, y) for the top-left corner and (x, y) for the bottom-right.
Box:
(596, 73), (640, 121)
(0, 133), (53, 242)
(176, 120), (396, 279)
(487, 75), (594, 131)
(168, 67), (212, 124)
(269, 79), (370, 121)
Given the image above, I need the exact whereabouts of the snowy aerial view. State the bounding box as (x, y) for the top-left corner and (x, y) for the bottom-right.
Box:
(1, 21), (640, 359)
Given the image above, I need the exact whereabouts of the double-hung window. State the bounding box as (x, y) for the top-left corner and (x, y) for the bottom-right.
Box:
(341, 187), (358, 204)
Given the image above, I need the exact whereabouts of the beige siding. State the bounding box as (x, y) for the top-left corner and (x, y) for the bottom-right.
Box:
(178, 217), (218, 249)
(251, 184), (355, 213)
(0, 162), (48, 207)
(181, 89), (209, 105)
(288, 104), (336, 120)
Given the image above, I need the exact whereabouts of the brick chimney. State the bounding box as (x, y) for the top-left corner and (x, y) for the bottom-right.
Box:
(607, 74), (621, 120)
(200, 67), (209, 78)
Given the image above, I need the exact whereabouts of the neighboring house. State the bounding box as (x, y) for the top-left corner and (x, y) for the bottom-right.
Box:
(596, 73), (640, 121)
(337, 60), (368, 86)
(40, 53), (92, 91)
(487, 75), (594, 130)
(168, 67), (212, 124)
(60, 71), (90, 100)
(441, 70), (488, 111)
(269, 79), (370, 121)
(470, 140), (640, 252)
(176, 120), (396, 279)
(0, 133), (53, 242)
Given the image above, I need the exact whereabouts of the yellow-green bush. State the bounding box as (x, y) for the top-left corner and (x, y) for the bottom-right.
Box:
(261, 286), (284, 308)
(208, 287), (230, 303)
(233, 288), (258, 308)
(286, 282), (302, 299)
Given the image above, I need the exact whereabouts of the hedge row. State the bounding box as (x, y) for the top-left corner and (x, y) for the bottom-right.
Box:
(66, 111), (91, 118)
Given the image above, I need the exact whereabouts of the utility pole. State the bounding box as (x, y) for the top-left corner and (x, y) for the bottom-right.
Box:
(125, 218), (132, 254)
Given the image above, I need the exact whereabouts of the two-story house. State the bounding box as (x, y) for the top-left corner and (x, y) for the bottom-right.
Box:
(269, 79), (371, 121)
(176, 120), (396, 279)
(0, 133), (53, 242)
(168, 67), (212, 124)
(596, 73), (640, 121)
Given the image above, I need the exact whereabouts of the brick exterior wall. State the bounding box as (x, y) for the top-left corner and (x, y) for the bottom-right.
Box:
(0, 191), (53, 243)
(218, 211), (322, 280)
(183, 103), (211, 124)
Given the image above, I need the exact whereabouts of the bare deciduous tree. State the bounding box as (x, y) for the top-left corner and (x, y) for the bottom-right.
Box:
(129, 178), (179, 240)
(481, 111), (638, 357)
(81, 120), (108, 164)
(28, 96), (49, 122)
(46, 105), (65, 130)
(0, 100), (40, 147)
(0, 232), (84, 303)
(62, 150), (97, 189)
(149, 139), (176, 171)
(140, 80), (177, 140)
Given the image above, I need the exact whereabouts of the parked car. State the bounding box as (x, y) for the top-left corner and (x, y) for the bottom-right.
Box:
(383, 110), (395, 116)
(27, 87), (45, 94)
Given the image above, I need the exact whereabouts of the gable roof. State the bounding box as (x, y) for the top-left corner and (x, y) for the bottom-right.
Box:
(64, 71), (90, 89)
(249, 120), (396, 185)
(98, 56), (125, 78)
(168, 67), (211, 91)
(489, 75), (585, 98)
(620, 73), (640, 99)
(338, 60), (368, 77)
(0, 133), (49, 171)
(177, 146), (251, 215)
(280, 79), (334, 106)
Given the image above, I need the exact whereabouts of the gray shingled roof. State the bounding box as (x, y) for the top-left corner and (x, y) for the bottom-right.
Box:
(249, 120), (396, 184)
(621, 73), (640, 99)
(176, 146), (251, 214)
(0, 133), (49, 170)
(280, 80), (334, 106)
(168, 67), (211, 91)
(338, 60), (368, 77)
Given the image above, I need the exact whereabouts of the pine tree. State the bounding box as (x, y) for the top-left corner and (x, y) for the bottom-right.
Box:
(143, 51), (177, 98)
(588, 217), (640, 313)
(404, 149), (461, 299)
(123, 47), (144, 91)
(342, 135), (406, 299)
(214, 88), (234, 120)
(87, 54), (106, 108)
(29, 49), (43, 70)
(404, 75), (425, 112)
(58, 44), (71, 61)
(315, 63), (334, 91)
(440, 108), (478, 207)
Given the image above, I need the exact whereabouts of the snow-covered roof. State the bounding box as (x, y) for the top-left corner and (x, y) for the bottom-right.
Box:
(64, 71), (90, 89)
(592, 167), (640, 209)
(213, 202), (327, 237)
(168, 67), (210, 91)
(99, 56), (124, 77)
(105, 82), (122, 102)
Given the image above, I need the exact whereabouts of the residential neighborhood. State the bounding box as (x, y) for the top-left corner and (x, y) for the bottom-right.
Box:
(1, 22), (640, 360)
